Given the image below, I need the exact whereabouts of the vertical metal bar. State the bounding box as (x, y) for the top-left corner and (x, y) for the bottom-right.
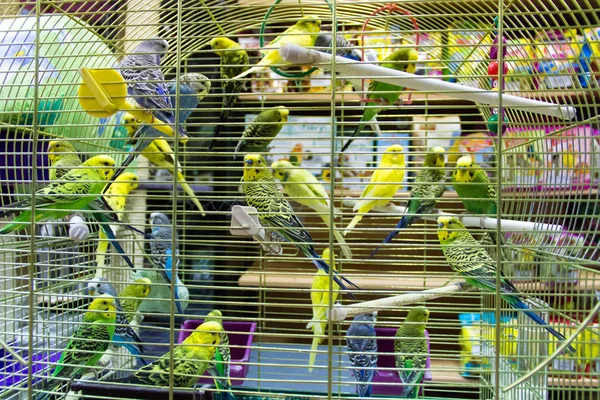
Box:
(26, 0), (42, 397)
(327, 5), (338, 400)
(495, 0), (505, 399)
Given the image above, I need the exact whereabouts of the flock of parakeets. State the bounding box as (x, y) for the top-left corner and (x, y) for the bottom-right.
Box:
(0, 15), (580, 399)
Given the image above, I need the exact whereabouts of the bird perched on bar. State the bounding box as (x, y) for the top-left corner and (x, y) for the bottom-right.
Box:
(33, 295), (117, 400)
(241, 153), (358, 298)
(232, 16), (322, 80)
(341, 48), (419, 152)
(344, 145), (405, 236)
(395, 307), (430, 398)
(370, 147), (446, 257)
(437, 216), (575, 352)
(209, 37), (249, 151)
(347, 312), (378, 398)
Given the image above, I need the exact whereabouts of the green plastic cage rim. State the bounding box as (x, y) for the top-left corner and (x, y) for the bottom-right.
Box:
(259, 0), (334, 78)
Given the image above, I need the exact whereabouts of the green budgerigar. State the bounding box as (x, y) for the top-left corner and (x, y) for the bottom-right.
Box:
(452, 155), (497, 216)
(116, 320), (222, 387)
(271, 160), (352, 260)
(370, 147), (446, 257)
(47, 140), (82, 181)
(118, 277), (152, 324)
(209, 37), (249, 151)
(233, 106), (289, 158)
(205, 310), (235, 400)
(395, 307), (429, 398)
(437, 216), (575, 351)
(34, 295), (117, 400)
(0, 155), (115, 234)
(452, 155), (501, 245)
(341, 48), (419, 152)
(241, 154), (357, 297)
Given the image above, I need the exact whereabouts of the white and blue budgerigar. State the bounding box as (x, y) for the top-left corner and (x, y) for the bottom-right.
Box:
(117, 38), (185, 143)
(86, 277), (147, 365)
(148, 212), (188, 315)
(346, 312), (378, 398)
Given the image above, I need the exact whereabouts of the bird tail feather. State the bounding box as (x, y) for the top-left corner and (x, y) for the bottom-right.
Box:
(511, 298), (575, 352)
(176, 171), (206, 216)
(233, 65), (264, 81)
(357, 383), (373, 398)
(209, 94), (237, 151)
(98, 224), (135, 269)
(305, 247), (359, 299)
(341, 121), (367, 153)
(319, 214), (353, 260)
(343, 215), (363, 237)
(369, 215), (419, 259)
(109, 151), (138, 187)
(308, 335), (321, 373)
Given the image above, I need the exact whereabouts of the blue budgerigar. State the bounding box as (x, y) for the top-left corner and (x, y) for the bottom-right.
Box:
(86, 277), (147, 365)
(149, 212), (186, 314)
(112, 72), (210, 181)
(346, 312), (378, 398)
(117, 39), (186, 145)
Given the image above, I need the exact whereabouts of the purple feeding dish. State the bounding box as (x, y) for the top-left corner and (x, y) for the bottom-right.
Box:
(178, 320), (257, 386)
(0, 346), (61, 387)
(370, 328), (432, 396)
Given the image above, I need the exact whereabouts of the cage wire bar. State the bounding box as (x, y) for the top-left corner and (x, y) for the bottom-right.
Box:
(0, 0), (598, 399)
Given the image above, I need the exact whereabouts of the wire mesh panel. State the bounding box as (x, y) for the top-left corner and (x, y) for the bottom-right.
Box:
(0, 0), (599, 399)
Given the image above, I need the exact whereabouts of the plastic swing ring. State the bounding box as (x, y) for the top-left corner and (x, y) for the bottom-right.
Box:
(360, 3), (420, 105)
(259, 0), (333, 78)
(77, 67), (186, 142)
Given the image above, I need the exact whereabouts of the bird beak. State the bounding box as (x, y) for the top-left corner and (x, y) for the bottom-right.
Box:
(438, 222), (444, 228)
(86, 287), (94, 296)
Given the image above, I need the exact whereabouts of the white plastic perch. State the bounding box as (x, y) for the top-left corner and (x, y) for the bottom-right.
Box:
(342, 198), (564, 234)
(279, 44), (577, 121)
(230, 205), (282, 255)
(328, 282), (471, 322)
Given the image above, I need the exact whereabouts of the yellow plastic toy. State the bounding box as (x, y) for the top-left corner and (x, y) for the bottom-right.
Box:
(78, 68), (186, 142)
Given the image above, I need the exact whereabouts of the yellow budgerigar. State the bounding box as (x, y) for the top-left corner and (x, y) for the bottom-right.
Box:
(344, 144), (406, 236)
(232, 16), (322, 80)
(271, 160), (352, 260)
(123, 114), (205, 215)
(96, 172), (139, 276)
(306, 247), (340, 372)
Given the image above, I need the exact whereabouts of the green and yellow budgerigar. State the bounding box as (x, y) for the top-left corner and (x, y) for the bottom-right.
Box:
(34, 295), (117, 400)
(47, 140), (82, 181)
(437, 216), (574, 351)
(121, 320), (222, 387)
(395, 307), (429, 399)
(118, 277), (152, 324)
(96, 172), (139, 275)
(46, 141), (139, 269)
(232, 16), (322, 80)
(234, 106), (289, 158)
(242, 154), (357, 297)
(123, 114), (205, 215)
(0, 155), (115, 235)
(271, 160), (352, 259)
(205, 310), (235, 400)
(306, 247), (340, 372)
(341, 48), (419, 152)
(209, 37), (249, 151)
(370, 147), (446, 257)
(344, 145), (405, 236)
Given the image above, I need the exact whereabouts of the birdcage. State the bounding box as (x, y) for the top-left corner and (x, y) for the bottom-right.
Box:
(0, 0), (599, 399)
